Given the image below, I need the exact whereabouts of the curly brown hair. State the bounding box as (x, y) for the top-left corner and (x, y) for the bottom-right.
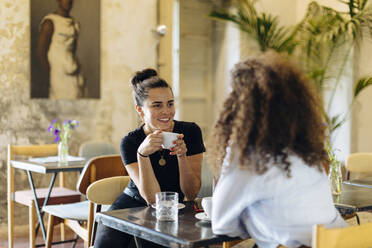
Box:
(207, 51), (327, 177)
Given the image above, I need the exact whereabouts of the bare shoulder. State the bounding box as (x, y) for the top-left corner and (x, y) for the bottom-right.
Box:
(40, 18), (54, 34)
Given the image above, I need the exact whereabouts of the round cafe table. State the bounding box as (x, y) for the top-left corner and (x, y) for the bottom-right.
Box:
(333, 182), (372, 217)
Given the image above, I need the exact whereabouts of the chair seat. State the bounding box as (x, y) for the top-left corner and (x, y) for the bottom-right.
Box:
(14, 187), (81, 206)
(43, 201), (110, 221)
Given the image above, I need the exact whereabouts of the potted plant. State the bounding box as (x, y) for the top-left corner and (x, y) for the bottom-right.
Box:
(210, 0), (372, 193)
(48, 118), (79, 165)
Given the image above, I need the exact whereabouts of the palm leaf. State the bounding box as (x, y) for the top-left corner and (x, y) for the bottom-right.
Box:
(209, 11), (241, 25)
(330, 114), (347, 132)
(209, 0), (297, 54)
(354, 77), (372, 97)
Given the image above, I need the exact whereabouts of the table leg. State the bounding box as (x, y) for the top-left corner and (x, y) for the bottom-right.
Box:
(43, 173), (57, 207)
(134, 236), (144, 248)
(27, 171), (57, 241)
(35, 173), (58, 236)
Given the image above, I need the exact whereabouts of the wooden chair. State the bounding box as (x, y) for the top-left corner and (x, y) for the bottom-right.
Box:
(86, 176), (130, 246)
(43, 154), (127, 247)
(223, 240), (244, 248)
(78, 140), (117, 160)
(7, 144), (81, 248)
(312, 222), (372, 248)
(345, 153), (372, 180)
(343, 152), (372, 225)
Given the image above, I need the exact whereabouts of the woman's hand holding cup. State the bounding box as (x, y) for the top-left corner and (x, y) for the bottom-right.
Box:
(163, 132), (187, 157)
(138, 130), (163, 156)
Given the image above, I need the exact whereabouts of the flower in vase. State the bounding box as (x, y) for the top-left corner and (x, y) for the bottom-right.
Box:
(47, 118), (79, 143)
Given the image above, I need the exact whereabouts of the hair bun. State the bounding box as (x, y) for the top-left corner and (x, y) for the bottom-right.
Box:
(131, 68), (158, 86)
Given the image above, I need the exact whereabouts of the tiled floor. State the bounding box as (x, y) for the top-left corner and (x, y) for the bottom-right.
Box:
(0, 226), (84, 248)
(0, 238), (84, 248)
(0, 212), (371, 248)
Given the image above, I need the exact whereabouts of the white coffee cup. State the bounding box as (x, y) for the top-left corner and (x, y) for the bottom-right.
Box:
(201, 197), (212, 218)
(162, 132), (179, 150)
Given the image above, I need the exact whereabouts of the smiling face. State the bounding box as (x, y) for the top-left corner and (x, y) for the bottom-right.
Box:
(137, 87), (175, 132)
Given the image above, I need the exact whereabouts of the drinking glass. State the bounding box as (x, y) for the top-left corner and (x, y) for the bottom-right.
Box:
(155, 192), (178, 221)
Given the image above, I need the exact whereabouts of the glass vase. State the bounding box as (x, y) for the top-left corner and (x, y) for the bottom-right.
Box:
(329, 161), (342, 195)
(58, 139), (69, 165)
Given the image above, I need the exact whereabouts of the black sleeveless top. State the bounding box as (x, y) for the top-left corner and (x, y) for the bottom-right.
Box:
(120, 120), (205, 202)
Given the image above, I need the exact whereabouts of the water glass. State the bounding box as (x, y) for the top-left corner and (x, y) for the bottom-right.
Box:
(155, 219), (178, 235)
(155, 192), (178, 221)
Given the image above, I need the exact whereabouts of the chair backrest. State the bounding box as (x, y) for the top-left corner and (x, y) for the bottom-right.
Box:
(78, 141), (117, 160)
(345, 153), (372, 173)
(312, 223), (372, 248)
(76, 154), (127, 196)
(86, 175), (130, 246)
(86, 176), (130, 205)
(8, 144), (59, 159)
(7, 144), (63, 192)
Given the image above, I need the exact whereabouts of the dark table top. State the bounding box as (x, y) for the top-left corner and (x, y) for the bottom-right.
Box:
(95, 202), (239, 248)
(11, 159), (86, 174)
(333, 183), (372, 212)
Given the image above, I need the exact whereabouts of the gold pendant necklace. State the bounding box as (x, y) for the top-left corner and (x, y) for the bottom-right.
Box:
(159, 149), (166, 166)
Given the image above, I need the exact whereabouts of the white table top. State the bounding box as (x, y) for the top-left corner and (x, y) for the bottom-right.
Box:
(11, 157), (86, 174)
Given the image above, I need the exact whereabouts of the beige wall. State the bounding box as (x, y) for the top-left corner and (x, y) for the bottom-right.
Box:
(179, 0), (214, 136)
(212, 21), (240, 120)
(211, 0), (241, 123)
(352, 40), (372, 152)
(213, 0), (299, 120)
(256, 0), (298, 26)
(0, 0), (157, 225)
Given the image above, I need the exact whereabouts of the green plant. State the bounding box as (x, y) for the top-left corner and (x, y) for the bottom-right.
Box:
(297, 0), (372, 134)
(210, 0), (298, 54)
(210, 0), (372, 140)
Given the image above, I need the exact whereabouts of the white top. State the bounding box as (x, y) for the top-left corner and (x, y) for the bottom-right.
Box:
(211, 148), (347, 248)
(41, 13), (83, 99)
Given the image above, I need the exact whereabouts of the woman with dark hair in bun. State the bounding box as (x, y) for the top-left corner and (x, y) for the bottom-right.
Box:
(94, 68), (205, 247)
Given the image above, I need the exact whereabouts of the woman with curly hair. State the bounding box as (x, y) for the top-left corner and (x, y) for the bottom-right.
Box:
(209, 52), (346, 248)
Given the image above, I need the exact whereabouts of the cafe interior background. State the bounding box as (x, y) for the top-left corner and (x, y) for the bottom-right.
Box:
(1, 0), (372, 234)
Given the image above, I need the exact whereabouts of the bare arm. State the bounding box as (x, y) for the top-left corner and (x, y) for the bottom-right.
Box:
(125, 158), (161, 205)
(125, 131), (203, 203)
(171, 134), (203, 200)
(125, 130), (163, 204)
(178, 153), (203, 200)
(36, 19), (53, 73)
